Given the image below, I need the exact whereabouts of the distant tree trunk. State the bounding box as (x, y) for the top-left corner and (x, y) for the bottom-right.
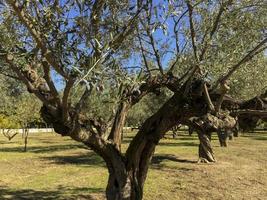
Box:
(171, 124), (181, 138)
(233, 130), (239, 137)
(233, 123), (239, 137)
(217, 130), (228, 147)
(23, 127), (29, 152)
(197, 131), (216, 163)
(228, 130), (233, 140)
(188, 126), (194, 136)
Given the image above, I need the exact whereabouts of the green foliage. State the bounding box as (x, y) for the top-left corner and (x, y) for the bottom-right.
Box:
(0, 0), (266, 127)
(14, 94), (43, 126)
(169, 0), (267, 99)
(127, 90), (170, 126)
(0, 114), (19, 129)
(0, 75), (42, 128)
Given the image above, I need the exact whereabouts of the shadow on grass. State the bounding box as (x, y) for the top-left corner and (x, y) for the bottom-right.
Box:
(172, 136), (199, 141)
(42, 152), (105, 167)
(151, 154), (196, 165)
(0, 186), (104, 200)
(0, 144), (87, 153)
(250, 136), (267, 141)
(158, 142), (198, 147)
(239, 133), (267, 141)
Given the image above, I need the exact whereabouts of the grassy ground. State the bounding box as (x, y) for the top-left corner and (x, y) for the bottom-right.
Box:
(0, 131), (266, 200)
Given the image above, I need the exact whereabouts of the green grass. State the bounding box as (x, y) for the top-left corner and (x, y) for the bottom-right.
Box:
(0, 131), (267, 200)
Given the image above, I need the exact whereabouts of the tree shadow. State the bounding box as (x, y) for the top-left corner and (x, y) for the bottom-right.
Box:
(41, 152), (105, 167)
(0, 186), (104, 200)
(172, 136), (199, 141)
(151, 154), (196, 165)
(0, 144), (87, 153)
(250, 136), (267, 141)
(158, 142), (198, 147)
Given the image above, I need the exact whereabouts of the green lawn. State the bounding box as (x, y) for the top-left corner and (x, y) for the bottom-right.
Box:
(0, 131), (267, 200)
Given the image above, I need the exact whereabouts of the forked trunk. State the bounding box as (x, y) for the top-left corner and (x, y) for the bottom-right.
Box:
(197, 131), (216, 163)
(106, 171), (143, 200)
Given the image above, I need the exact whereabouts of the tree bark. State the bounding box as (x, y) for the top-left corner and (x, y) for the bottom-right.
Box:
(109, 102), (130, 150)
(23, 128), (29, 152)
(106, 171), (143, 200)
(197, 131), (216, 163)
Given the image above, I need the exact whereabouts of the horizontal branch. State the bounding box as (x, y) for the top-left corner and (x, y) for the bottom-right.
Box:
(233, 109), (267, 116)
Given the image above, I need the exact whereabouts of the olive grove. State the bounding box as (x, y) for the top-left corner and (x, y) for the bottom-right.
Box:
(0, 0), (266, 199)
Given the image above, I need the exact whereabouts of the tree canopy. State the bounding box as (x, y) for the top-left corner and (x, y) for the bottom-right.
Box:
(0, 0), (266, 199)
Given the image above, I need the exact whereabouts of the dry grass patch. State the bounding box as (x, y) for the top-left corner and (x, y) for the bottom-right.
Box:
(0, 131), (266, 199)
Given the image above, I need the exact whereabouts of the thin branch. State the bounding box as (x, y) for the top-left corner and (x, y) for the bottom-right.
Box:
(7, 0), (69, 79)
(137, 31), (151, 76)
(90, 0), (105, 57)
(42, 60), (60, 102)
(109, 5), (145, 51)
(76, 51), (109, 85)
(186, 1), (199, 62)
(172, 9), (189, 55)
(199, 0), (232, 61)
(141, 12), (164, 75)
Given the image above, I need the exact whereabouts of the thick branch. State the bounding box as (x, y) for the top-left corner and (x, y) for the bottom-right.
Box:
(62, 78), (75, 121)
(108, 101), (130, 150)
(4, 54), (52, 106)
(203, 83), (215, 112)
(215, 82), (230, 113)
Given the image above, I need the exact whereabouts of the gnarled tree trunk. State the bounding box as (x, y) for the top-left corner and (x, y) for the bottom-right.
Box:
(106, 169), (143, 200)
(197, 131), (216, 163)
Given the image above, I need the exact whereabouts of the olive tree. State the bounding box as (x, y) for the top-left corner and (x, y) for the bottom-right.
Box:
(0, 74), (42, 148)
(0, 0), (266, 199)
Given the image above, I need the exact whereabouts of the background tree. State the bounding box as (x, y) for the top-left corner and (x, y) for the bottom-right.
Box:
(0, 114), (20, 140)
(14, 94), (42, 151)
(0, 0), (266, 199)
(0, 74), (42, 148)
